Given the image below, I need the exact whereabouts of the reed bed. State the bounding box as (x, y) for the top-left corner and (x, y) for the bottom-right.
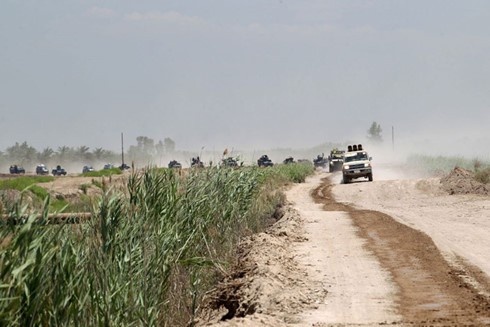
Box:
(406, 154), (489, 175)
(0, 163), (313, 326)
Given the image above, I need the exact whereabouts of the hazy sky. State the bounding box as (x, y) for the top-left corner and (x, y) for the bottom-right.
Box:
(1, 1), (490, 154)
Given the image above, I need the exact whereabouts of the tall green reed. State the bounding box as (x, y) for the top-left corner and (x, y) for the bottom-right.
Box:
(0, 163), (313, 326)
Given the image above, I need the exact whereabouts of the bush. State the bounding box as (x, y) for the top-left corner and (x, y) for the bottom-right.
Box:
(475, 167), (490, 184)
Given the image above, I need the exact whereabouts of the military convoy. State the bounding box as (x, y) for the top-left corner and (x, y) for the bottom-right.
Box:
(311, 145), (373, 184)
(3, 145), (372, 181)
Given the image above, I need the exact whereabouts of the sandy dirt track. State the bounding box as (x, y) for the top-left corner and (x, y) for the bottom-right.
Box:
(196, 169), (490, 326)
(287, 175), (400, 325)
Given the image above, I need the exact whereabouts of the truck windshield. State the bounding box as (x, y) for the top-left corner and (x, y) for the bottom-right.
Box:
(345, 152), (368, 162)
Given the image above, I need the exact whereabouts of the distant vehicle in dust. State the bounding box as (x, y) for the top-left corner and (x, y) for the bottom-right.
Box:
(82, 166), (94, 173)
(119, 163), (130, 170)
(36, 164), (49, 175)
(283, 157), (295, 164)
(191, 156), (204, 168)
(313, 154), (327, 168)
(257, 155), (274, 167)
(52, 165), (67, 176)
(328, 149), (345, 172)
(9, 165), (25, 174)
(221, 157), (239, 167)
(168, 160), (182, 169)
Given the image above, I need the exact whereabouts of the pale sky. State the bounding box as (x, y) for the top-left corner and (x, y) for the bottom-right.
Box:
(1, 1), (490, 155)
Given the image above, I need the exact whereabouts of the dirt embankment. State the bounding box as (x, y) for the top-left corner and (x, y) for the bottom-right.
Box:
(197, 206), (326, 326)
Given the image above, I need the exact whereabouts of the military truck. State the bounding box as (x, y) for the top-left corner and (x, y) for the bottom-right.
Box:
(9, 165), (25, 174)
(221, 157), (239, 167)
(328, 149), (345, 172)
(168, 160), (182, 169)
(36, 164), (49, 175)
(257, 155), (274, 167)
(342, 144), (373, 184)
(52, 165), (67, 176)
(313, 153), (327, 168)
(191, 156), (204, 168)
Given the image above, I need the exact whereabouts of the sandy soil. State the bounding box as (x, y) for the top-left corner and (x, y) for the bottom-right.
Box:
(333, 167), (490, 279)
(200, 167), (490, 326)
(286, 174), (401, 326)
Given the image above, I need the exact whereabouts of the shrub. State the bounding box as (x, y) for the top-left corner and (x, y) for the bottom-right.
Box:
(475, 167), (490, 184)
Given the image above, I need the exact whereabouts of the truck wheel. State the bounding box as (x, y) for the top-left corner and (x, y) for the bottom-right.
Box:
(368, 173), (373, 182)
(343, 175), (349, 184)
(329, 165), (333, 173)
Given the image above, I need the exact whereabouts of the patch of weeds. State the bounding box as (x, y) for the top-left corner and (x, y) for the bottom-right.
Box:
(79, 183), (91, 195)
(81, 168), (122, 177)
(29, 185), (49, 200)
(50, 199), (69, 212)
(0, 176), (54, 192)
(475, 167), (490, 184)
(91, 179), (103, 189)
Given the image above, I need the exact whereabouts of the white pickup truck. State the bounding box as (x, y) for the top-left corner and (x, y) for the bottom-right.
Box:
(342, 144), (373, 184)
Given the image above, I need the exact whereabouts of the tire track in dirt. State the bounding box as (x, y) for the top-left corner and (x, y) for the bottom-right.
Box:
(314, 176), (490, 326)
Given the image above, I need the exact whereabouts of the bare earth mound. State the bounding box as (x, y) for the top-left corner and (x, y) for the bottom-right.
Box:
(440, 167), (489, 195)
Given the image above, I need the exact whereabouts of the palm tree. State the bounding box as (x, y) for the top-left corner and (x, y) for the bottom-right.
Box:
(56, 146), (72, 164)
(37, 147), (54, 163)
(76, 145), (92, 162)
(93, 147), (105, 160)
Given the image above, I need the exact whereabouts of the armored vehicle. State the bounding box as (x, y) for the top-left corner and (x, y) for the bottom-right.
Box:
(9, 165), (25, 174)
(257, 155), (274, 167)
(168, 160), (182, 169)
(36, 164), (49, 175)
(328, 149), (345, 172)
(313, 154), (327, 168)
(52, 165), (67, 176)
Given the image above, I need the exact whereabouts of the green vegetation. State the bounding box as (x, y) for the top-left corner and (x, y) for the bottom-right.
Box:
(80, 167), (122, 177)
(407, 154), (485, 174)
(407, 154), (490, 185)
(0, 176), (54, 193)
(269, 162), (315, 183)
(0, 164), (313, 326)
(475, 168), (490, 184)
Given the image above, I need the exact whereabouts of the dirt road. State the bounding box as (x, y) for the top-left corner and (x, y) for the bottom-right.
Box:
(200, 168), (490, 326)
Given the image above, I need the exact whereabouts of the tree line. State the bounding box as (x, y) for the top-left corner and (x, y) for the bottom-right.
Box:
(0, 137), (176, 169)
